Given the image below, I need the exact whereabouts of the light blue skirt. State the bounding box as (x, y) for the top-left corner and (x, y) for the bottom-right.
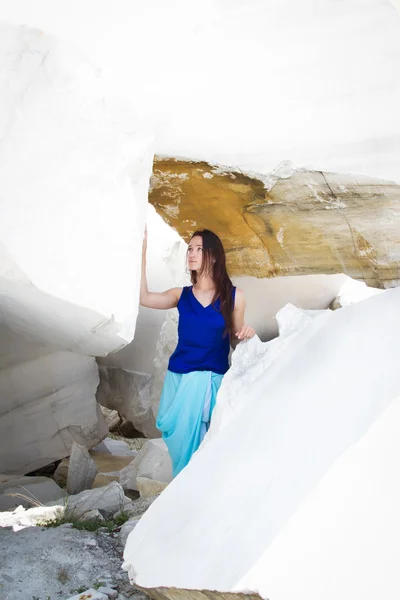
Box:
(156, 370), (224, 477)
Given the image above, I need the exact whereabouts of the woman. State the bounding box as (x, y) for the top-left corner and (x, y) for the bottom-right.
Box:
(140, 228), (255, 476)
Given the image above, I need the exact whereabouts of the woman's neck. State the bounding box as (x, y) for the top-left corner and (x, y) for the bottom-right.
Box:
(193, 273), (215, 291)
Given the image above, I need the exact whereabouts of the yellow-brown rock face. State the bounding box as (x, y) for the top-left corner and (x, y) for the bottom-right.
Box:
(150, 158), (400, 288)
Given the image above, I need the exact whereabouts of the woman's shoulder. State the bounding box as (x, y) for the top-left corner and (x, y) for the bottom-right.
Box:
(176, 286), (191, 301)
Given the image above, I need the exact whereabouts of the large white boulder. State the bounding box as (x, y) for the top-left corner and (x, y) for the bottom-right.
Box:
(0, 22), (152, 353)
(0, 23), (153, 473)
(123, 288), (400, 599)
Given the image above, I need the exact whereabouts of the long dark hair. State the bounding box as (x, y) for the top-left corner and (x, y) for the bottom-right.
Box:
(189, 229), (234, 338)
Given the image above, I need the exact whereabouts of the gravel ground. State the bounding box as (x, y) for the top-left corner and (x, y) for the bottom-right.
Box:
(0, 523), (148, 600)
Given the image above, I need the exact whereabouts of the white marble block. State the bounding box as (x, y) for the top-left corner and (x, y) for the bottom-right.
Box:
(123, 288), (400, 600)
(0, 22), (153, 474)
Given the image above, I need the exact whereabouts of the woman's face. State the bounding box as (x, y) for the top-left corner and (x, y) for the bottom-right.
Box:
(188, 236), (203, 271)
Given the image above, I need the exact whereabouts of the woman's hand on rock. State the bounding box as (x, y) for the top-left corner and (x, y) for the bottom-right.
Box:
(235, 325), (255, 341)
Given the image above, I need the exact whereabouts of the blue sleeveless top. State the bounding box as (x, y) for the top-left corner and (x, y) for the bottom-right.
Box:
(168, 286), (236, 375)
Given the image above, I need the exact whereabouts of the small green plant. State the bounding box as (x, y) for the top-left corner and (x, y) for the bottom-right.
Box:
(112, 509), (131, 527)
(70, 586), (86, 594)
(40, 509), (131, 532)
(39, 488), (131, 531)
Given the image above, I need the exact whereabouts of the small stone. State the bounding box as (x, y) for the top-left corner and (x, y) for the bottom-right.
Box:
(136, 476), (168, 498)
(119, 439), (172, 492)
(97, 587), (118, 599)
(84, 538), (97, 546)
(79, 508), (104, 522)
(97, 577), (116, 587)
(66, 589), (108, 600)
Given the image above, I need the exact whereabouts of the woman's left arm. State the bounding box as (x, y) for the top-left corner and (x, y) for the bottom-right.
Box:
(232, 288), (256, 343)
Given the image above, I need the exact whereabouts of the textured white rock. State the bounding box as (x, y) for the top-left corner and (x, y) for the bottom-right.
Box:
(78, 509), (104, 522)
(66, 481), (132, 520)
(96, 588), (118, 600)
(136, 477), (169, 499)
(67, 442), (98, 495)
(123, 288), (400, 598)
(0, 23), (152, 345)
(100, 407), (121, 431)
(0, 23), (152, 473)
(0, 352), (107, 475)
(332, 277), (384, 308)
(120, 439), (172, 492)
(150, 309), (180, 420)
(97, 367), (157, 438)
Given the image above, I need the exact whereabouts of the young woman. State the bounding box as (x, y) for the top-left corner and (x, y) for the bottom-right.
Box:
(140, 228), (255, 476)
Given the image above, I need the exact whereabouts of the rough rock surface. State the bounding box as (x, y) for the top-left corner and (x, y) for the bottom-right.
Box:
(0, 352), (108, 474)
(0, 524), (145, 600)
(137, 477), (169, 499)
(97, 367), (158, 438)
(67, 442), (98, 495)
(52, 445), (135, 490)
(123, 289), (400, 599)
(150, 159), (400, 288)
(65, 482), (133, 520)
(120, 439), (172, 492)
(149, 311), (180, 421)
(101, 407), (122, 431)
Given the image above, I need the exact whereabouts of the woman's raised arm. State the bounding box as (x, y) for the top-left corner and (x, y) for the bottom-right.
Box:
(140, 227), (182, 310)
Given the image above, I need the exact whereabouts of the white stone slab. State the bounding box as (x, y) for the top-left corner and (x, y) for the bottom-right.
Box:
(123, 288), (400, 598)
